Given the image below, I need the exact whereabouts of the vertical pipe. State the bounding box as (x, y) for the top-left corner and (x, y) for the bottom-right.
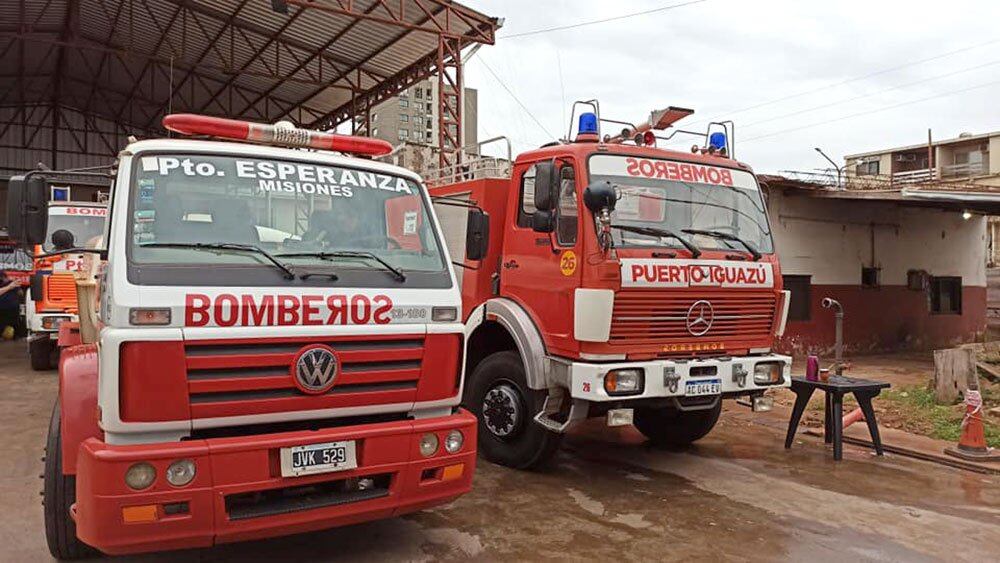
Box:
(834, 310), (843, 374)
(927, 128), (933, 180)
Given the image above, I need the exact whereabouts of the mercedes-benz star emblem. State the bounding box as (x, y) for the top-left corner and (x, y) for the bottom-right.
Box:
(292, 345), (339, 394)
(686, 300), (714, 336)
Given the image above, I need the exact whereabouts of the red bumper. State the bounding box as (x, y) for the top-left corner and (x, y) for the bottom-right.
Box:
(73, 409), (476, 556)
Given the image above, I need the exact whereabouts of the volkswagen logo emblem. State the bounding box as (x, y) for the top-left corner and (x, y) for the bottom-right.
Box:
(686, 300), (714, 336)
(291, 345), (339, 394)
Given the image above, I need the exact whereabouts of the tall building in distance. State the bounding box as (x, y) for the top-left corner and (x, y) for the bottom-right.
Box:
(365, 79), (478, 152)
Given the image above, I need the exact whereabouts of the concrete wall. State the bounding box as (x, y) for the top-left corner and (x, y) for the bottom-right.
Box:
(768, 189), (987, 354)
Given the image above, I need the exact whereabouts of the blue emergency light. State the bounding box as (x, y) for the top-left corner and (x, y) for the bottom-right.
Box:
(578, 112), (599, 135)
(709, 132), (727, 151)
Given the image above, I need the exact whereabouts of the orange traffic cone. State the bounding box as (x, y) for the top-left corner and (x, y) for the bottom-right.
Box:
(944, 390), (1000, 461)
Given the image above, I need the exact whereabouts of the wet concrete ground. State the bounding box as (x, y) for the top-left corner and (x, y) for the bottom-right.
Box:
(1, 340), (997, 562)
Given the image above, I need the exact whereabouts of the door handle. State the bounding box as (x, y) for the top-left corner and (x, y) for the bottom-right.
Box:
(503, 260), (519, 270)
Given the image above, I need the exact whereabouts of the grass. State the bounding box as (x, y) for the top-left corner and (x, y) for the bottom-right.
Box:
(880, 386), (1000, 448)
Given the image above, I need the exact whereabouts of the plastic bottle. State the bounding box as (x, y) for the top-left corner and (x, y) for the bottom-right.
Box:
(806, 355), (819, 382)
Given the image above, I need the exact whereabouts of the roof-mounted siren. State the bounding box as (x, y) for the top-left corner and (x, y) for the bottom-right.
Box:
(162, 114), (393, 157)
(576, 112), (600, 143)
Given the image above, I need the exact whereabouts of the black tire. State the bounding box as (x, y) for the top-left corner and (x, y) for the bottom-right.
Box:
(30, 337), (57, 371)
(44, 402), (96, 560)
(464, 351), (561, 469)
(633, 401), (722, 447)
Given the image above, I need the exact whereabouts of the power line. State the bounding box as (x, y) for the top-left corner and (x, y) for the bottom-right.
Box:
(689, 35), (1000, 127)
(741, 57), (1000, 129)
(741, 78), (1000, 144)
(498, 0), (709, 39)
(476, 56), (557, 140)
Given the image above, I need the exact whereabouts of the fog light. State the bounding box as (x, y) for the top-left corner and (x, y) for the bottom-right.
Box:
(753, 362), (783, 385)
(431, 306), (458, 322)
(444, 430), (464, 453)
(604, 368), (644, 396)
(753, 395), (774, 412)
(607, 408), (634, 427)
(419, 433), (439, 457)
(165, 459), (196, 487)
(124, 462), (156, 490)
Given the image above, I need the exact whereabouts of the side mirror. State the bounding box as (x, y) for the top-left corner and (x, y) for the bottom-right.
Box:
(532, 210), (554, 233)
(533, 160), (558, 212)
(465, 209), (490, 261)
(5, 174), (49, 247)
(583, 180), (618, 213)
(29, 274), (44, 303)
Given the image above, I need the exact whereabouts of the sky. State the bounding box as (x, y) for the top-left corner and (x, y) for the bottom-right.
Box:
(459, 0), (1000, 175)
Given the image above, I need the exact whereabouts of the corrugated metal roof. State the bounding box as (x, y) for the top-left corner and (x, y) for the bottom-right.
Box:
(0, 0), (499, 133)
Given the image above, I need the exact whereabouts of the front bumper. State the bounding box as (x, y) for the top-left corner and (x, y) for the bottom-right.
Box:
(73, 410), (476, 556)
(564, 354), (791, 402)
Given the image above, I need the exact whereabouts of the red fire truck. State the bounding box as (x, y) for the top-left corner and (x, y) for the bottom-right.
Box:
(6, 115), (481, 558)
(430, 103), (791, 468)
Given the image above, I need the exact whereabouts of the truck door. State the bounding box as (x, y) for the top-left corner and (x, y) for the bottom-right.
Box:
(500, 160), (580, 353)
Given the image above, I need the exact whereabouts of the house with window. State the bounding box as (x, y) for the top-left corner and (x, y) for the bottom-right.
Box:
(760, 175), (995, 355)
(844, 130), (999, 186)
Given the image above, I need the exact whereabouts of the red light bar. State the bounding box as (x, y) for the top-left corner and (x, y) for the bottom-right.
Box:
(162, 114), (393, 157)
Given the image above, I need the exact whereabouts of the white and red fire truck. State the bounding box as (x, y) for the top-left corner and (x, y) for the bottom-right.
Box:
(6, 115), (482, 558)
(25, 201), (107, 370)
(429, 103), (792, 468)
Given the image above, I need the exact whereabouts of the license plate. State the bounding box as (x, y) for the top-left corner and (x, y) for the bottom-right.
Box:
(686, 378), (721, 396)
(279, 441), (357, 477)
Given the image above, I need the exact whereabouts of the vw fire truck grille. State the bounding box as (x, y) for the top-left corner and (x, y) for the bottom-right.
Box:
(610, 290), (776, 344)
(183, 335), (425, 419)
(45, 274), (78, 308)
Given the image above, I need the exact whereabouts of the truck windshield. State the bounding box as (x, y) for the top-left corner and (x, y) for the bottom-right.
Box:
(43, 206), (107, 252)
(127, 154), (447, 284)
(589, 155), (774, 254)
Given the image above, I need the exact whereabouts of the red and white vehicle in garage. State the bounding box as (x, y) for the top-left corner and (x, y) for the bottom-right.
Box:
(6, 115), (482, 558)
(429, 103), (792, 469)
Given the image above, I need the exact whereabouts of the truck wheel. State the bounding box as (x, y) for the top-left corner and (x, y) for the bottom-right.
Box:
(44, 402), (95, 560)
(30, 337), (57, 371)
(633, 401), (722, 447)
(465, 351), (561, 469)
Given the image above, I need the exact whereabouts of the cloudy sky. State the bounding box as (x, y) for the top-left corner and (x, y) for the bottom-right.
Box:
(460, 0), (1000, 175)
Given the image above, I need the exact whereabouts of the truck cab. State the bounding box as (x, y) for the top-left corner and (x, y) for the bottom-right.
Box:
(25, 201), (107, 370)
(7, 115), (480, 559)
(431, 105), (791, 469)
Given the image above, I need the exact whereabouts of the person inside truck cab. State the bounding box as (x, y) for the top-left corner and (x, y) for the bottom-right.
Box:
(304, 208), (383, 250)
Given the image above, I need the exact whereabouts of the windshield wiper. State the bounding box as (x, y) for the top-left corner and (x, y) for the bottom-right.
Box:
(139, 242), (296, 279)
(276, 251), (406, 282)
(682, 229), (762, 261)
(612, 224), (701, 258)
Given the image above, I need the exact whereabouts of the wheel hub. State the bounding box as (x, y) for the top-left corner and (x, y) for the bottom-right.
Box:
(482, 384), (521, 437)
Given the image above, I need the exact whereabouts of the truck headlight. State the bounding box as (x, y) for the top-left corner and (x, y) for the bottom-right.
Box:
(166, 459), (196, 487)
(125, 462), (156, 490)
(604, 368), (644, 396)
(753, 362), (784, 385)
(419, 433), (439, 457)
(41, 316), (70, 330)
(444, 430), (464, 453)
